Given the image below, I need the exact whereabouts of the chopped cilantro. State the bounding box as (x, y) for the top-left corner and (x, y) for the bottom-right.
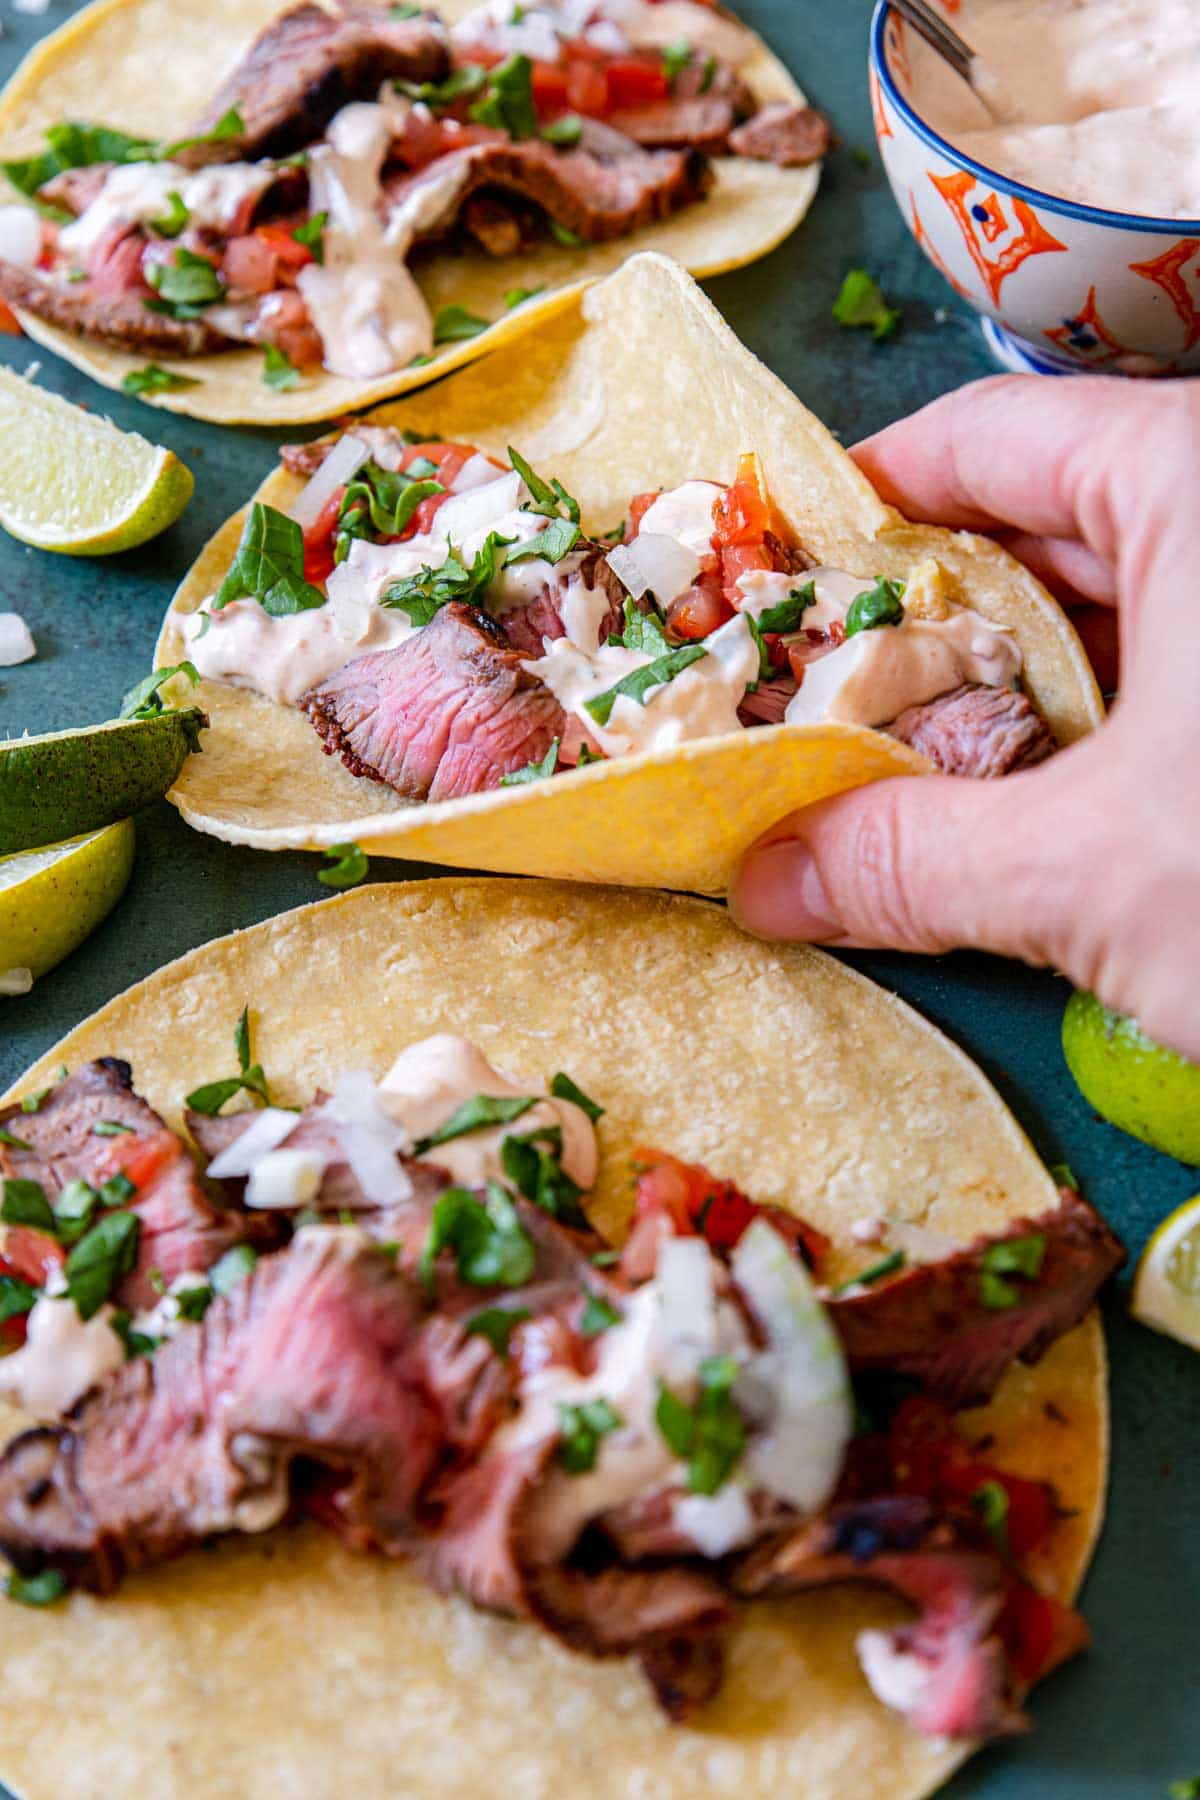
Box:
(185, 1006), (272, 1115)
(98, 1172), (136, 1208)
(433, 303), (491, 343)
(417, 1093), (536, 1151)
(291, 209), (327, 264)
(584, 645), (708, 727)
(420, 1182), (536, 1288)
(504, 285), (544, 310)
(507, 446), (580, 525)
(1168, 1782), (1200, 1800)
(0, 1274), (37, 1322)
(5, 1568), (67, 1608)
(397, 64), (488, 109)
(335, 461), (443, 555)
(158, 107), (244, 162)
(93, 1120), (135, 1137)
(575, 743), (603, 766)
(549, 1072), (603, 1123)
(499, 739), (559, 786)
(145, 245), (225, 319)
(209, 1243), (258, 1296)
(757, 580), (816, 635)
(380, 530), (514, 624)
(464, 1304), (532, 1356)
(979, 1234), (1047, 1309)
(655, 1355), (746, 1495)
(263, 344), (300, 391)
(580, 1291), (621, 1335)
(0, 1126), (32, 1150)
(0, 1177), (54, 1232)
(970, 1478), (1011, 1558)
(500, 1125), (589, 1229)
(548, 220), (584, 248)
(3, 121), (155, 199)
(390, 1), (423, 14)
(662, 37), (693, 85)
(540, 115), (583, 146)
(507, 514), (580, 563)
(590, 1248), (620, 1268)
(558, 1398), (621, 1474)
(64, 1209), (140, 1320)
(851, 145), (873, 170)
(53, 1178), (101, 1245)
(1050, 1162), (1079, 1191)
(317, 842), (369, 889)
(697, 54), (717, 93)
(149, 189), (188, 238)
(832, 268), (901, 342)
(110, 1310), (159, 1359)
(213, 502), (326, 617)
(618, 596), (670, 657)
(469, 54), (538, 140)
(832, 1248), (906, 1296)
(119, 661), (200, 720)
(175, 1283), (214, 1322)
(844, 577), (905, 637)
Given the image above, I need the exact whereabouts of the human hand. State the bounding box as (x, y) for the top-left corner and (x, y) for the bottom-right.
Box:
(730, 374), (1200, 1060)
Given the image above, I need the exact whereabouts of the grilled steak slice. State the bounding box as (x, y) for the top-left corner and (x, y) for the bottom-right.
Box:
(0, 1061), (264, 1305)
(181, 2), (449, 166)
(886, 682), (1056, 778)
(732, 1495), (1059, 1740)
(303, 602), (567, 801)
(37, 163), (112, 215)
(727, 102), (833, 167)
(830, 1191), (1126, 1407)
(607, 95), (741, 156)
(498, 541), (625, 659)
(386, 120), (712, 246)
(0, 1228), (439, 1589)
(0, 255), (235, 355)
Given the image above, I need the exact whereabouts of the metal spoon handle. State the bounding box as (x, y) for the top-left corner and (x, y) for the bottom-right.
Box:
(888, 0), (975, 85)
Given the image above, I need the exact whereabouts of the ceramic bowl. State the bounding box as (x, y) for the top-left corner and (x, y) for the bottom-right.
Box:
(868, 0), (1200, 375)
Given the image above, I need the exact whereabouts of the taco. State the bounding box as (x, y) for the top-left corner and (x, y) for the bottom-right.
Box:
(0, 0), (823, 423)
(156, 253), (1103, 894)
(0, 878), (1122, 1800)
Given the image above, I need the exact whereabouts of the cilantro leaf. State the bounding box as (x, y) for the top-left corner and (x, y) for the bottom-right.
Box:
(291, 209), (327, 264)
(380, 530), (514, 624)
(549, 220), (584, 248)
(540, 115), (583, 146)
(64, 1209), (140, 1320)
(214, 502), (326, 617)
(662, 37), (693, 85)
(390, 1), (424, 15)
(469, 54), (537, 140)
(335, 462), (443, 554)
(209, 1243), (258, 1295)
(655, 1356), (746, 1495)
(507, 514), (580, 564)
(844, 577), (905, 637)
(580, 1291), (621, 1335)
(979, 1234), (1047, 1309)
(0, 1177), (54, 1232)
(317, 841), (369, 889)
(158, 106), (244, 161)
(417, 1094), (536, 1150)
(499, 739), (559, 786)
(464, 1304), (532, 1356)
(53, 1178), (102, 1246)
(433, 303), (491, 343)
(0, 1274), (37, 1323)
(121, 363), (202, 397)
(504, 285), (544, 309)
(832, 268), (901, 342)
(119, 661), (200, 720)
(970, 1478), (1011, 1558)
(507, 446), (580, 524)
(3, 121), (155, 199)
(584, 645), (708, 727)
(397, 64), (488, 109)
(558, 1398), (621, 1473)
(757, 580), (816, 635)
(832, 1248), (906, 1296)
(5, 1569), (67, 1608)
(185, 1007), (272, 1115)
(1050, 1162), (1079, 1191)
(619, 596), (670, 658)
(420, 1183), (536, 1288)
(149, 189), (188, 238)
(263, 344), (300, 391)
(549, 1072), (604, 1123)
(175, 1282), (214, 1322)
(145, 245), (225, 318)
(500, 1126), (589, 1229)
(0, 1126), (32, 1151)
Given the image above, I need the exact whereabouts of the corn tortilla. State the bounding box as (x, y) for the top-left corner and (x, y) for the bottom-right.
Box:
(0, 0), (819, 424)
(158, 254), (1105, 893)
(0, 878), (1108, 1800)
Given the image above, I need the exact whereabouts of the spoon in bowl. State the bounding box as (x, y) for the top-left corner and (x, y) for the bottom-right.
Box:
(887, 0), (1011, 122)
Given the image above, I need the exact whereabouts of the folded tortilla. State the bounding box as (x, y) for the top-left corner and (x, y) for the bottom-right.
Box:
(0, 0), (818, 424)
(158, 253), (1104, 894)
(0, 878), (1107, 1800)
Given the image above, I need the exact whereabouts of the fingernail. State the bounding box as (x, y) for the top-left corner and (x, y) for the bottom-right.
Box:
(730, 839), (842, 941)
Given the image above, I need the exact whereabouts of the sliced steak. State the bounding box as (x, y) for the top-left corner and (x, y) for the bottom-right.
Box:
(0, 1061), (264, 1305)
(0, 257), (235, 355)
(303, 602), (567, 801)
(386, 119), (712, 246)
(0, 1228), (440, 1589)
(830, 1190), (1126, 1408)
(737, 673), (794, 727)
(498, 541), (625, 659)
(181, 2), (449, 166)
(886, 682), (1056, 778)
(607, 95), (740, 156)
(732, 1495), (1033, 1740)
(38, 163), (112, 215)
(727, 102), (832, 167)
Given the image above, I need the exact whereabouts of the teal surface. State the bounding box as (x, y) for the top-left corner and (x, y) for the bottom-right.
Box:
(0, 3), (1195, 1795)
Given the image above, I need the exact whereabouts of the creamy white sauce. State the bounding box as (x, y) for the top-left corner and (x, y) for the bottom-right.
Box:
(131, 1269), (211, 1343)
(0, 205), (42, 269)
(184, 587), (414, 705)
(856, 1628), (933, 1720)
(59, 159), (274, 260)
(471, 0), (754, 67)
(736, 565), (861, 636)
(298, 99), (439, 378)
(0, 1294), (124, 1418)
(527, 611), (759, 758)
(906, 0), (1200, 218)
(377, 1033), (597, 1193)
(784, 608), (1021, 731)
(556, 569), (612, 654)
(637, 480), (722, 558)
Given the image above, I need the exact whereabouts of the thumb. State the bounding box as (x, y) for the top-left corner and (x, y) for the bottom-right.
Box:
(730, 758), (1084, 966)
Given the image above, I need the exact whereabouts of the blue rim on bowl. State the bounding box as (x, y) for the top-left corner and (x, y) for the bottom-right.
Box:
(870, 0), (1200, 238)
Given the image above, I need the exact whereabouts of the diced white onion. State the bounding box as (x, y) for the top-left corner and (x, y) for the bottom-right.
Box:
(0, 967), (33, 996)
(206, 1106), (301, 1178)
(606, 533), (700, 604)
(331, 1070), (414, 1208)
(290, 433), (373, 529)
(653, 1235), (718, 1386)
(450, 451), (503, 493)
(0, 612), (36, 667)
(0, 205), (42, 269)
(674, 1485), (756, 1558)
(245, 1148), (326, 1210)
(436, 470), (524, 544)
(732, 1219), (852, 1514)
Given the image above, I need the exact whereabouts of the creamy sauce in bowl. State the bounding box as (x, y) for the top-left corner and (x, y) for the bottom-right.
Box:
(902, 0), (1200, 220)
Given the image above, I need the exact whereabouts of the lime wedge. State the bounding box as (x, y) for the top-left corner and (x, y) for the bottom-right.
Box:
(0, 367), (193, 554)
(0, 708), (205, 856)
(0, 819), (134, 982)
(1062, 992), (1200, 1165)
(1132, 1194), (1200, 1349)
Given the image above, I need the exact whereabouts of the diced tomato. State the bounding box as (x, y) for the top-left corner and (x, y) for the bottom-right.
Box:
(3, 1228), (65, 1288)
(631, 1149), (828, 1269)
(666, 578), (734, 641)
(0, 298), (22, 336)
(888, 1395), (1059, 1560)
(711, 479), (770, 549)
(531, 59), (570, 113)
(401, 493), (449, 540)
(627, 490), (660, 538)
(605, 58), (670, 109)
(431, 446), (471, 488)
(997, 1582), (1089, 1684)
(255, 288), (325, 370)
(99, 1126), (180, 1194)
(254, 221), (315, 271)
(938, 1459), (1058, 1560)
(0, 1254), (30, 1345)
(222, 233), (280, 295)
(303, 491), (343, 585)
(565, 55), (610, 115)
(720, 541), (774, 604)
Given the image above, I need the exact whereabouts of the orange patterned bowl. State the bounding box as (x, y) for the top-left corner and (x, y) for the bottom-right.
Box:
(869, 0), (1200, 375)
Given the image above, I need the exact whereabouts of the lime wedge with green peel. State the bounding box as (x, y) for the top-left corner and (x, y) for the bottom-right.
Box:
(0, 708), (206, 856)
(0, 819), (134, 983)
(0, 367), (193, 554)
(1132, 1195), (1200, 1349)
(1062, 991), (1200, 1164)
